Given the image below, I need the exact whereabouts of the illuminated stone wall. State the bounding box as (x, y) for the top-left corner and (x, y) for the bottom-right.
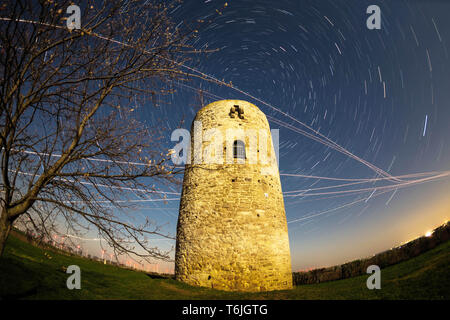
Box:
(175, 100), (292, 292)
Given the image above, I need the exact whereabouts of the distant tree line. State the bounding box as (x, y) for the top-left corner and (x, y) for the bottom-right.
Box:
(293, 222), (450, 285)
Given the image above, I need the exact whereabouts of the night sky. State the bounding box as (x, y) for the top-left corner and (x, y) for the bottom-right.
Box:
(78, 0), (450, 272)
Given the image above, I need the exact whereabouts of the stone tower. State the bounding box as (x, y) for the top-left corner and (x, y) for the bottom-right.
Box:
(175, 99), (292, 292)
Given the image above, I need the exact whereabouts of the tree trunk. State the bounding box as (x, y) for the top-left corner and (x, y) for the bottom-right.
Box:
(0, 209), (12, 257)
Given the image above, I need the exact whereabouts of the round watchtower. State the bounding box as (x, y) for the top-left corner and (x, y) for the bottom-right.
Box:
(175, 99), (292, 292)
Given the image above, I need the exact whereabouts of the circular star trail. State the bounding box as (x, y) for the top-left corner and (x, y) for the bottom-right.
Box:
(139, 0), (450, 270)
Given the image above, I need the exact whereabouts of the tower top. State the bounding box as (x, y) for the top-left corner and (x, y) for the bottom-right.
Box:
(198, 99), (260, 112)
(193, 99), (269, 130)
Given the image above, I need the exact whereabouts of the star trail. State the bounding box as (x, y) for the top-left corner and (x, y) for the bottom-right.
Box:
(8, 0), (449, 271)
(149, 0), (450, 270)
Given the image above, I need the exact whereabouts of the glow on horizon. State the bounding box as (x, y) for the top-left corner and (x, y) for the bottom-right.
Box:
(289, 182), (450, 271)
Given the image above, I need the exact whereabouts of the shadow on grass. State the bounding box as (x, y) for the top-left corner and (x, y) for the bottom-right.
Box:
(146, 273), (174, 280)
(1, 286), (38, 300)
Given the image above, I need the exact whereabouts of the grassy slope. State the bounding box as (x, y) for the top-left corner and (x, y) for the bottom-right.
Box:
(0, 234), (448, 300)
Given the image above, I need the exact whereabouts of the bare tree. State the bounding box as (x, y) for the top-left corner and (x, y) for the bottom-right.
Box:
(0, 0), (201, 260)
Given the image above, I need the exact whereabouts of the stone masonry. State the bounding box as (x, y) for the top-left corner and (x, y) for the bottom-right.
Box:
(175, 99), (293, 292)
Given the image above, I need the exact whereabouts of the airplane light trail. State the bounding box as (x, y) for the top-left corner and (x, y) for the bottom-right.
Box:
(0, 17), (400, 182)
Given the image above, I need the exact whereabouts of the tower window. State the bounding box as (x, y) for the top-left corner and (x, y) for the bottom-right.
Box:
(233, 140), (246, 159)
(230, 105), (244, 119)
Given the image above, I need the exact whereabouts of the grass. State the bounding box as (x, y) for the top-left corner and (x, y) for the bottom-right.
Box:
(0, 233), (449, 300)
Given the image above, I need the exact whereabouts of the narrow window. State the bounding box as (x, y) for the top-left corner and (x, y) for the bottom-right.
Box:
(233, 140), (246, 159)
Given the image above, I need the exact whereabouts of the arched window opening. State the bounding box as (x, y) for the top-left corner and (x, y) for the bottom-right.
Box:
(233, 140), (246, 160)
